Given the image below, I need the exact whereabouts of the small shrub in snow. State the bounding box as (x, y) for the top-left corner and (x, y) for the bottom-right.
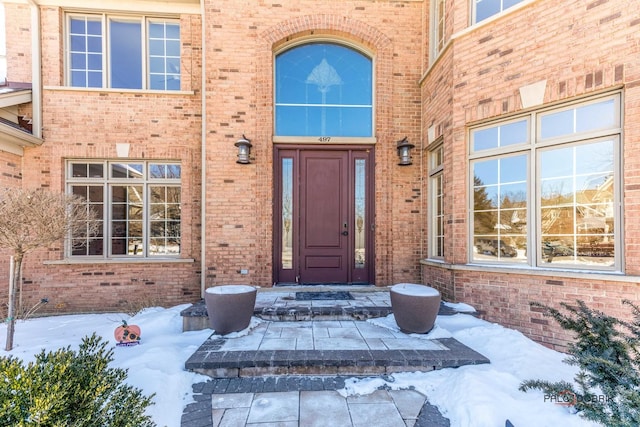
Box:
(520, 300), (640, 427)
(0, 333), (156, 427)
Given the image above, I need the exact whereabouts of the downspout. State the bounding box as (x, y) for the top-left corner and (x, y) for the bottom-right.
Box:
(27, 0), (42, 139)
(200, 0), (207, 298)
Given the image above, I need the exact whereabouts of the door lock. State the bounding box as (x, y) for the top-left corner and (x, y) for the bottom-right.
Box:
(342, 231), (349, 236)
(342, 222), (348, 236)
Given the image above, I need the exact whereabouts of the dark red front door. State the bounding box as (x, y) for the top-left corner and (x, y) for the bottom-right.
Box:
(274, 146), (373, 285)
(299, 151), (349, 283)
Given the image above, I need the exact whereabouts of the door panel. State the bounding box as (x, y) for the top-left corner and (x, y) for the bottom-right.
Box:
(300, 152), (349, 283)
(274, 146), (373, 285)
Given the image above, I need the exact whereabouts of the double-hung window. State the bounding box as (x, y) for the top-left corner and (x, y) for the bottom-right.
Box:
(67, 160), (181, 258)
(472, 0), (525, 24)
(470, 93), (621, 271)
(67, 14), (180, 90)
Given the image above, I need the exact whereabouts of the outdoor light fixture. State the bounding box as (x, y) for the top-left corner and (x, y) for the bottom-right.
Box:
(396, 136), (415, 166)
(235, 135), (252, 164)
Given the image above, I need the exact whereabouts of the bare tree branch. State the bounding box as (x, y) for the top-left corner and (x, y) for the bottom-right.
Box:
(0, 188), (99, 350)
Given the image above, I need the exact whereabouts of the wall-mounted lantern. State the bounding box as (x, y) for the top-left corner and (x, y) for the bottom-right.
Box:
(396, 136), (415, 166)
(234, 135), (252, 164)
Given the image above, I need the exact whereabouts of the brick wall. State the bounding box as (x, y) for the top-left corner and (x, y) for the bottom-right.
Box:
(421, 0), (640, 349)
(201, 1), (424, 287)
(1, 6), (203, 316)
(1, 0), (427, 316)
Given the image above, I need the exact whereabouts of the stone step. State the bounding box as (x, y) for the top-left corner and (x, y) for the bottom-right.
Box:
(185, 337), (489, 379)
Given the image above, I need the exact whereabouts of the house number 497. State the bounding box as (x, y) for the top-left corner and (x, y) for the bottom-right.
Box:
(318, 137), (331, 142)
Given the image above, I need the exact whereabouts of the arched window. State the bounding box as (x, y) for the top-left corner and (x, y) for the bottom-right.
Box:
(275, 42), (373, 137)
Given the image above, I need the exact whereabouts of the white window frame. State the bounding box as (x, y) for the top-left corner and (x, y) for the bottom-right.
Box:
(468, 92), (623, 271)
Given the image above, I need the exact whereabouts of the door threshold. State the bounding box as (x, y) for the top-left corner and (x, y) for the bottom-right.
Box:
(274, 282), (373, 287)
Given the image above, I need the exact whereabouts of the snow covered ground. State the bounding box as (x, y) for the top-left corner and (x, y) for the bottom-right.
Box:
(0, 304), (598, 427)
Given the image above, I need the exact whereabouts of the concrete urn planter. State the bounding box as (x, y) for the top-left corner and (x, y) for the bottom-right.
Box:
(390, 283), (441, 334)
(204, 285), (257, 335)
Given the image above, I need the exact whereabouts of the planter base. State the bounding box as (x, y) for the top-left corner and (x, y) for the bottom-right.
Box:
(390, 283), (441, 334)
(204, 285), (257, 335)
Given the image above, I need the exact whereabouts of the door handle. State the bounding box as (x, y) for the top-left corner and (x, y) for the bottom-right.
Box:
(341, 231), (349, 236)
(342, 222), (348, 236)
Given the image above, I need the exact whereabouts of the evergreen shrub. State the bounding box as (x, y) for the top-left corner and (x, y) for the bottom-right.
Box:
(520, 300), (640, 426)
(0, 333), (156, 426)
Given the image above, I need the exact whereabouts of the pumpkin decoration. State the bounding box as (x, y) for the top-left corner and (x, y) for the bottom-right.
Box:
(114, 320), (141, 346)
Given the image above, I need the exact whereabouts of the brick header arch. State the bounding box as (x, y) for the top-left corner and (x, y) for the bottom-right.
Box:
(260, 14), (392, 51)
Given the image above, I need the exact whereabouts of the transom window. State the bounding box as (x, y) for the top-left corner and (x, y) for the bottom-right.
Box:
(470, 93), (621, 271)
(67, 14), (180, 90)
(67, 160), (181, 258)
(275, 42), (373, 137)
(473, 0), (525, 24)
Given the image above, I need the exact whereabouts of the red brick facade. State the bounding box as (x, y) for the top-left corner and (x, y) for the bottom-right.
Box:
(1, 0), (638, 349)
(420, 0), (640, 350)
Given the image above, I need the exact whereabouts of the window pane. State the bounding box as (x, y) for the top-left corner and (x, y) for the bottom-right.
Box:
(275, 43), (373, 137)
(70, 184), (105, 256)
(87, 36), (102, 53)
(71, 53), (86, 69)
(355, 159), (366, 268)
(281, 158), (293, 269)
(149, 39), (165, 56)
(475, 0), (501, 23)
(475, 0), (524, 23)
(111, 185), (143, 256)
(576, 99), (616, 133)
(148, 21), (180, 91)
(539, 140), (615, 267)
(149, 185), (180, 256)
(431, 171), (444, 258)
(110, 19), (142, 89)
(540, 98), (617, 140)
(111, 163), (143, 179)
(275, 105), (372, 137)
(72, 163), (88, 177)
(70, 35), (86, 52)
(472, 119), (527, 152)
(166, 40), (180, 57)
(473, 154), (528, 263)
(148, 22), (165, 38)
(69, 16), (103, 88)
